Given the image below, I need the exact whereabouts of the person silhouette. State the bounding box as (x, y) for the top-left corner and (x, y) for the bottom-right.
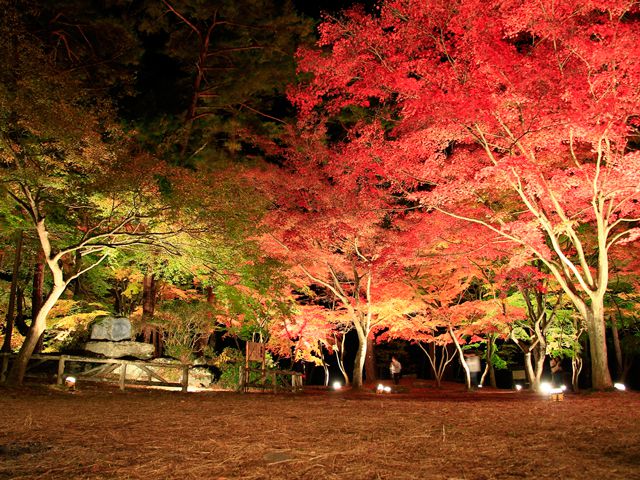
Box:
(390, 356), (402, 385)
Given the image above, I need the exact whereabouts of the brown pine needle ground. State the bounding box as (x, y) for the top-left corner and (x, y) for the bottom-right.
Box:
(1, 381), (639, 480)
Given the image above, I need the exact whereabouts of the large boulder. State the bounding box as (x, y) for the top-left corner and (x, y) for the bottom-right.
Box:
(90, 316), (132, 342)
(84, 340), (154, 359)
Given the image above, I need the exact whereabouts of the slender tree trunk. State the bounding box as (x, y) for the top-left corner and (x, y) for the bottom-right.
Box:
(428, 343), (436, 380)
(572, 356), (583, 392)
(486, 335), (497, 388)
(364, 335), (377, 382)
(418, 342), (454, 388)
(1, 230), (23, 353)
(610, 318), (623, 380)
(449, 327), (471, 390)
(321, 358), (329, 387)
(334, 334), (350, 386)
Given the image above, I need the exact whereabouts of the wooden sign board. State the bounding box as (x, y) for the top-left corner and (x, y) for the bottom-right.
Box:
(246, 341), (266, 362)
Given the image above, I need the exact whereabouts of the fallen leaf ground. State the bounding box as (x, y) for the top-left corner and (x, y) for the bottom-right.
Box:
(1, 380), (639, 480)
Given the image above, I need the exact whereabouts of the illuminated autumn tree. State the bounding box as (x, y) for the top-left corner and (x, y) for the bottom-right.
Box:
(254, 144), (421, 388)
(383, 224), (520, 390)
(291, 0), (640, 389)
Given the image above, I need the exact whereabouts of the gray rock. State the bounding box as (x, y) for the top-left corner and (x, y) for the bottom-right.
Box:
(111, 360), (213, 388)
(90, 316), (132, 341)
(84, 340), (154, 359)
(190, 366), (214, 388)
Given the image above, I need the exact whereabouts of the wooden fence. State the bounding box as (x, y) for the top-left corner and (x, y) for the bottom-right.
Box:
(0, 353), (191, 392)
(240, 366), (304, 393)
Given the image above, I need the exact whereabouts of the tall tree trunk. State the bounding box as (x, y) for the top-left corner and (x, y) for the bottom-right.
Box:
(486, 335), (497, 388)
(585, 302), (612, 390)
(7, 283), (66, 385)
(1, 230), (23, 353)
(352, 328), (367, 389)
(321, 352), (329, 387)
(142, 272), (157, 321)
(364, 335), (377, 382)
(333, 334), (350, 386)
(31, 251), (45, 353)
(523, 351), (535, 389)
(610, 318), (623, 380)
(533, 344), (546, 390)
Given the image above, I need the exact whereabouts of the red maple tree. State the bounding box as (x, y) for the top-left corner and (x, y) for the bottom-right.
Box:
(290, 0), (640, 389)
(253, 143), (421, 388)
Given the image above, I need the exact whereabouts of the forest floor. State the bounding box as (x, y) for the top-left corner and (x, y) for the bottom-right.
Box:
(0, 379), (639, 480)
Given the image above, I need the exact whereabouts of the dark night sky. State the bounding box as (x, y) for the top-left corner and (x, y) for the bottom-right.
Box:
(293, 0), (378, 18)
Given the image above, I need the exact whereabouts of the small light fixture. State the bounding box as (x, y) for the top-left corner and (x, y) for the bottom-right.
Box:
(383, 386), (391, 393)
(515, 384), (523, 391)
(614, 383), (626, 391)
(376, 383), (384, 393)
(65, 376), (76, 391)
(332, 381), (342, 390)
(540, 382), (552, 394)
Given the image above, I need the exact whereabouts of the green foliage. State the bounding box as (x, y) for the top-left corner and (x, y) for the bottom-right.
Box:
(546, 313), (583, 359)
(211, 347), (244, 389)
(214, 256), (295, 342)
(45, 300), (111, 353)
(212, 347), (285, 390)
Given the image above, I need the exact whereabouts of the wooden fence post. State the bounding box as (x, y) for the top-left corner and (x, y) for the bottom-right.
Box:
(119, 362), (127, 391)
(56, 356), (66, 385)
(239, 365), (245, 393)
(181, 365), (189, 392)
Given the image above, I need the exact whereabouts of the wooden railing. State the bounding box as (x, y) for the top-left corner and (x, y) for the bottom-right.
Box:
(239, 366), (304, 393)
(0, 353), (191, 392)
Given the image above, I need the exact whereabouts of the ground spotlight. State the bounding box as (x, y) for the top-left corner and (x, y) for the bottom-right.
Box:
(614, 383), (626, 391)
(64, 376), (76, 391)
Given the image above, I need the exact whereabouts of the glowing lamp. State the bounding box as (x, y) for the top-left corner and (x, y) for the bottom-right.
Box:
(65, 376), (76, 390)
(376, 383), (384, 393)
(515, 384), (523, 391)
(614, 383), (626, 391)
(540, 382), (564, 395)
(383, 386), (391, 393)
(332, 381), (342, 391)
